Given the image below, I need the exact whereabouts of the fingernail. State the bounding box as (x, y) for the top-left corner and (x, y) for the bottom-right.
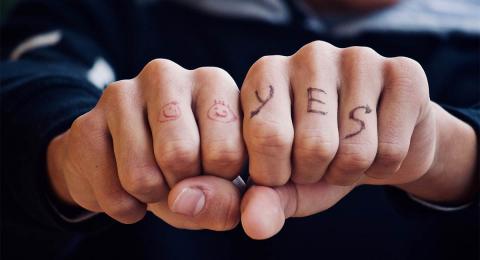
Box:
(172, 187), (205, 216)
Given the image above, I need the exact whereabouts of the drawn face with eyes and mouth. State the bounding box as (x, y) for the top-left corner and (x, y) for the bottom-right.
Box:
(207, 100), (238, 123)
(159, 101), (181, 122)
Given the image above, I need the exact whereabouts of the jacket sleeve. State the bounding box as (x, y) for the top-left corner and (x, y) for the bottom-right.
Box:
(1, 0), (137, 231)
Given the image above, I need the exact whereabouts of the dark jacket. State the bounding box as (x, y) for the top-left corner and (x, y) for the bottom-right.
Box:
(1, 0), (479, 259)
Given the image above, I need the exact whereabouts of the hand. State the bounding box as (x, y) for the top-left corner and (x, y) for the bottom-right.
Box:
(47, 59), (246, 230)
(239, 41), (478, 239)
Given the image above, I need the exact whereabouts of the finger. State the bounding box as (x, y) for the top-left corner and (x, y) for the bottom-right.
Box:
(147, 175), (241, 231)
(47, 129), (101, 212)
(240, 181), (353, 240)
(63, 166), (101, 212)
(325, 47), (383, 186)
(194, 67), (246, 180)
(290, 41), (340, 184)
(241, 55), (294, 186)
(142, 59), (201, 187)
(59, 131), (101, 212)
(364, 57), (426, 179)
(70, 110), (146, 224)
(104, 80), (167, 203)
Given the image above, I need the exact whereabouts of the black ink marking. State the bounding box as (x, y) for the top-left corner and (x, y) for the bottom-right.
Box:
(344, 105), (372, 139)
(250, 85), (274, 118)
(307, 87), (327, 115)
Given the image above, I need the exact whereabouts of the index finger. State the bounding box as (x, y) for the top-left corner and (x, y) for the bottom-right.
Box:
(241, 55), (294, 186)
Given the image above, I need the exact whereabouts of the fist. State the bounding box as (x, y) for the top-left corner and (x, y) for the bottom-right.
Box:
(47, 59), (246, 230)
(240, 41), (436, 239)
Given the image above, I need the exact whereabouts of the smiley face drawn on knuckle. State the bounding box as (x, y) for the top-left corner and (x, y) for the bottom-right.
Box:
(207, 100), (238, 123)
(159, 101), (181, 122)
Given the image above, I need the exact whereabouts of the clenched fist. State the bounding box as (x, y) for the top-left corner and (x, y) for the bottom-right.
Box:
(240, 41), (477, 239)
(47, 59), (246, 230)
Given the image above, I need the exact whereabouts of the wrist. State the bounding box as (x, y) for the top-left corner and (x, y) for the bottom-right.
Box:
(396, 102), (478, 204)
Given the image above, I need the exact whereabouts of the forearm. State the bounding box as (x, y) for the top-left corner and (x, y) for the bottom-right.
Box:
(396, 102), (478, 204)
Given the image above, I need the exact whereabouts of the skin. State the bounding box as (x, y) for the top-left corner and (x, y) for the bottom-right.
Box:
(47, 59), (246, 230)
(239, 41), (478, 239)
(46, 1), (477, 238)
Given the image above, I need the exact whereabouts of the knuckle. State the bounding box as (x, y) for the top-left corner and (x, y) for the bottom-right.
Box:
(248, 122), (293, 152)
(156, 140), (199, 170)
(102, 80), (134, 104)
(385, 57), (422, 80)
(342, 46), (379, 61)
(194, 66), (233, 81)
(242, 55), (288, 92)
(389, 56), (423, 73)
(70, 112), (99, 138)
(70, 114), (87, 136)
(139, 59), (186, 90)
(194, 67), (238, 91)
(384, 57), (429, 101)
(250, 55), (287, 73)
(375, 142), (407, 167)
(385, 57), (426, 85)
(143, 58), (181, 75)
(203, 143), (244, 175)
(295, 136), (338, 162)
(105, 196), (143, 220)
(335, 144), (375, 172)
(123, 165), (164, 196)
(305, 40), (335, 51)
(296, 40), (336, 57)
(341, 46), (383, 80)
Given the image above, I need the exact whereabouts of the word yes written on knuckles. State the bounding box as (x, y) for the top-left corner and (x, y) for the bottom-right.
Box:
(249, 85), (329, 117)
(250, 84), (372, 139)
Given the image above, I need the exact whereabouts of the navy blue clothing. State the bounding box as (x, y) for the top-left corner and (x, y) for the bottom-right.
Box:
(1, 1), (478, 259)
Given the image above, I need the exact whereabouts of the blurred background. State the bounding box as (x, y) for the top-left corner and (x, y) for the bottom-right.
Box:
(0, 0), (16, 19)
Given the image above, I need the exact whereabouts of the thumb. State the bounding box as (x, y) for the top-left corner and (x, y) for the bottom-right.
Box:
(147, 175), (242, 231)
(241, 181), (354, 240)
